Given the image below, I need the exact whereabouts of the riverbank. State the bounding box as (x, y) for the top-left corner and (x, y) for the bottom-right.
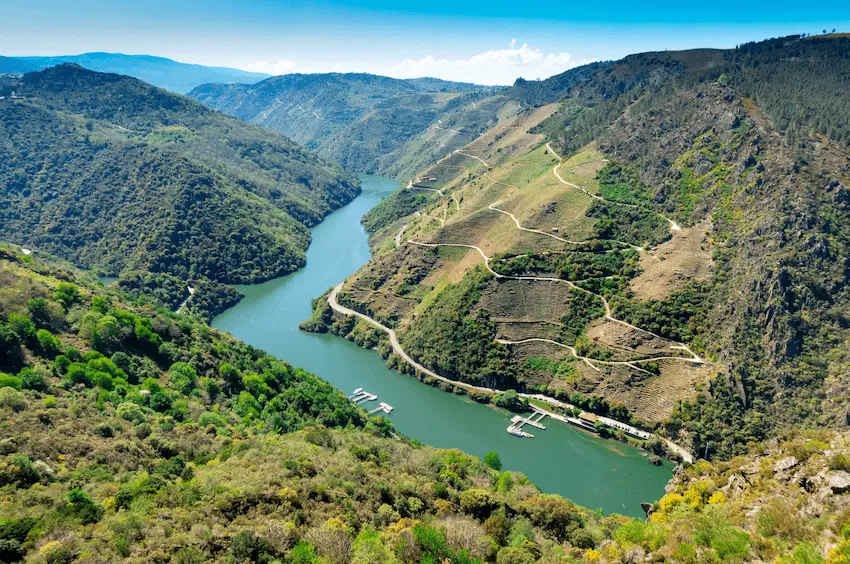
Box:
(304, 283), (691, 464)
(213, 174), (673, 517)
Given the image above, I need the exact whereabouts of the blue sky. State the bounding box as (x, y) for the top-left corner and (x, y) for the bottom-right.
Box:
(3, 0), (849, 84)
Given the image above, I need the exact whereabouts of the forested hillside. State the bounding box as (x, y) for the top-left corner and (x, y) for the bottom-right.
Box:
(541, 34), (850, 459)
(4, 245), (850, 564)
(0, 64), (360, 285)
(189, 73), (502, 174)
(313, 34), (850, 463)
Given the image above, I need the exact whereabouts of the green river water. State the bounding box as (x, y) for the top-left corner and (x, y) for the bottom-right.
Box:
(212, 175), (671, 517)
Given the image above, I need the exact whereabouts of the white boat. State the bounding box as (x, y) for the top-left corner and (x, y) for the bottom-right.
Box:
(507, 426), (533, 438)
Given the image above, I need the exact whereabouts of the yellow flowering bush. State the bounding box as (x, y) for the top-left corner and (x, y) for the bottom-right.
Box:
(708, 491), (727, 505)
(683, 480), (713, 509)
(827, 539), (850, 564)
(652, 492), (685, 523)
(39, 541), (62, 556)
(277, 486), (298, 504)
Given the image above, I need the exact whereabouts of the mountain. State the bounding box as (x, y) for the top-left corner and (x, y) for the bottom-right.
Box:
(0, 64), (360, 284)
(2, 244), (849, 563)
(0, 52), (268, 93)
(188, 72), (502, 173)
(306, 34), (850, 461)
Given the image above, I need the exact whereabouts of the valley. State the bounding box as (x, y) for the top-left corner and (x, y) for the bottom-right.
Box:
(3, 26), (850, 563)
(210, 175), (672, 517)
(306, 35), (850, 464)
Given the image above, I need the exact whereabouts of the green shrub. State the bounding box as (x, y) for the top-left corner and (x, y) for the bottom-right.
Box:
(7, 313), (36, 344)
(63, 488), (103, 524)
(0, 387), (26, 411)
(54, 354), (70, 373)
(168, 362), (198, 395)
(36, 329), (61, 357)
(66, 363), (91, 387)
(54, 283), (81, 307)
(829, 453), (850, 472)
(116, 402), (146, 424)
(615, 519), (667, 550)
(289, 541), (318, 564)
(0, 373), (22, 390)
(20, 366), (48, 391)
(484, 451), (502, 471)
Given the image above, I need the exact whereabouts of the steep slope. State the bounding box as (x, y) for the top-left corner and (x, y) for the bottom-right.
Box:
(0, 52), (268, 93)
(189, 73), (502, 173)
(0, 64), (360, 284)
(306, 35), (850, 460)
(3, 246), (850, 564)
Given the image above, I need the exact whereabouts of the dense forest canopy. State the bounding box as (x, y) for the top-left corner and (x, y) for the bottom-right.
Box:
(0, 64), (360, 285)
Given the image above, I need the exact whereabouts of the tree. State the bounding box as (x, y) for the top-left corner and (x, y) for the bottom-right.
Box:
(54, 283), (81, 308)
(484, 514), (511, 546)
(493, 389), (527, 412)
(231, 530), (273, 562)
(444, 516), (491, 560)
(484, 451), (502, 471)
(518, 495), (582, 542)
(350, 529), (397, 564)
(36, 329), (61, 357)
(306, 518), (351, 564)
(219, 362), (242, 393)
(0, 323), (22, 364)
(168, 362), (198, 395)
(459, 488), (500, 520)
(63, 488), (103, 524)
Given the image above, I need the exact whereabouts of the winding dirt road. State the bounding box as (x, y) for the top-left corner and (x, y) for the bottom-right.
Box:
(327, 282), (694, 462)
(327, 141), (708, 461)
(176, 286), (195, 314)
(328, 283), (493, 394)
(546, 142), (681, 232)
(407, 240), (706, 364)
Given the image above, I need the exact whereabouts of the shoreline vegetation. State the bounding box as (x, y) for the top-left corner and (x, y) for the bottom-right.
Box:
(5, 243), (850, 563)
(300, 286), (689, 464)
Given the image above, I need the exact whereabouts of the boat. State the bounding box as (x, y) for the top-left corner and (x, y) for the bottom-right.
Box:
(507, 425), (534, 438)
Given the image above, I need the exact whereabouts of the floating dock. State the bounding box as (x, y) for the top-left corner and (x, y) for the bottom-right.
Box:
(368, 402), (394, 415)
(507, 410), (548, 438)
(349, 389), (377, 404)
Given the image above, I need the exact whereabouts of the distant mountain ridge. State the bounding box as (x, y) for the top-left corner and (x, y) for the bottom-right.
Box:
(189, 72), (502, 173)
(0, 52), (269, 93)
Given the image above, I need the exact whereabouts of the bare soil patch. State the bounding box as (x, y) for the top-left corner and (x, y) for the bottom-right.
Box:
(631, 219), (713, 300)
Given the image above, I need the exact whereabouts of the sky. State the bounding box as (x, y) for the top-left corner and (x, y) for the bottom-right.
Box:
(3, 0), (850, 85)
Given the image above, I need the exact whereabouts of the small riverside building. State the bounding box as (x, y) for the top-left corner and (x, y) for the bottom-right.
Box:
(578, 412), (598, 425)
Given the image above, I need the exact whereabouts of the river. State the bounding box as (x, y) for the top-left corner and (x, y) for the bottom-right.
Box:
(212, 174), (671, 517)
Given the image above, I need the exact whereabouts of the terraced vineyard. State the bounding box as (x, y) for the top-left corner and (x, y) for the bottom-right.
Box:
(320, 104), (715, 428)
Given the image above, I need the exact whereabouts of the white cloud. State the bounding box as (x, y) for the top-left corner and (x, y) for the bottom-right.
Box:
(385, 41), (583, 86)
(243, 59), (298, 75)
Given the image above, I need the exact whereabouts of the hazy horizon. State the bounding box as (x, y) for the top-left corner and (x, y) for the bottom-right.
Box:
(3, 0), (849, 85)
